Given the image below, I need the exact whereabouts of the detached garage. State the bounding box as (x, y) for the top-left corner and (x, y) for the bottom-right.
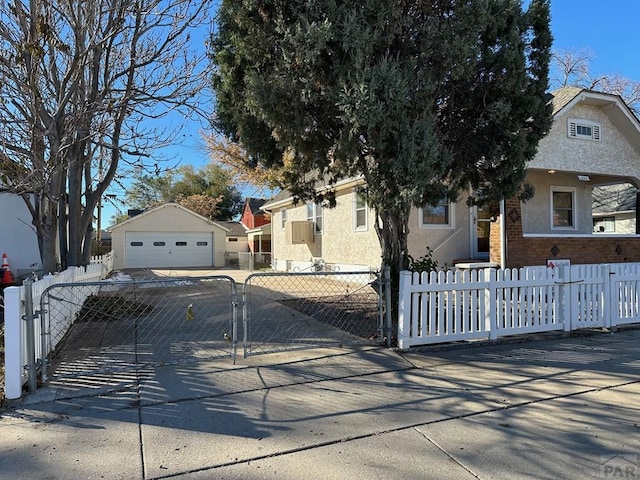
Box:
(110, 203), (229, 270)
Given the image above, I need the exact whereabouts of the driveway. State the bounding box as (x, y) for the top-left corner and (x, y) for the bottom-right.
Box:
(1, 326), (638, 479)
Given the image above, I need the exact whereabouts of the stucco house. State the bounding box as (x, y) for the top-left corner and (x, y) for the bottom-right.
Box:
(263, 87), (640, 271)
(109, 203), (229, 269)
(495, 87), (640, 267)
(263, 176), (477, 272)
(0, 190), (42, 277)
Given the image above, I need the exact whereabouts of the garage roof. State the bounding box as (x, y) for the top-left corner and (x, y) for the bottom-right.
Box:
(109, 202), (230, 232)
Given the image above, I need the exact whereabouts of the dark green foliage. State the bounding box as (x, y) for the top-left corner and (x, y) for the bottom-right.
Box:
(126, 164), (243, 220)
(407, 247), (440, 274)
(211, 0), (552, 271)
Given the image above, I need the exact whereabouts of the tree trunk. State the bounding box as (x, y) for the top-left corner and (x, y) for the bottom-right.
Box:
(37, 194), (59, 274)
(374, 204), (410, 326)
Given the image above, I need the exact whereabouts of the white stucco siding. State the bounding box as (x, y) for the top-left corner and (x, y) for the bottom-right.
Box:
(270, 190), (381, 270)
(406, 193), (472, 267)
(530, 104), (640, 181)
(521, 171), (594, 234)
(270, 188), (474, 270)
(320, 190), (381, 267)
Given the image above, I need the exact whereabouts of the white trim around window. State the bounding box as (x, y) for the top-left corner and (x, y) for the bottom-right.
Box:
(280, 208), (287, 230)
(551, 186), (577, 230)
(419, 199), (454, 229)
(567, 118), (601, 141)
(353, 191), (368, 231)
(306, 202), (323, 234)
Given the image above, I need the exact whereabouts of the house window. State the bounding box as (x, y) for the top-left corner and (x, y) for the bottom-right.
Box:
(153, 241), (166, 246)
(175, 241), (187, 246)
(196, 241), (208, 246)
(420, 198), (452, 228)
(228, 237), (238, 242)
(593, 217), (615, 233)
(281, 209), (287, 230)
(353, 192), (368, 231)
(568, 118), (601, 141)
(551, 187), (576, 229)
(130, 241), (143, 246)
(307, 202), (323, 234)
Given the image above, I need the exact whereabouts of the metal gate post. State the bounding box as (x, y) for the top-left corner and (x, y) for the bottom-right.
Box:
(242, 283), (249, 358)
(23, 278), (37, 393)
(231, 280), (238, 364)
(384, 265), (392, 348)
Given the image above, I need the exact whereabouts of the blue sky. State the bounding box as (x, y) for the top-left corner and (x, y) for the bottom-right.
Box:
(549, 0), (640, 82)
(101, 1), (640, 227)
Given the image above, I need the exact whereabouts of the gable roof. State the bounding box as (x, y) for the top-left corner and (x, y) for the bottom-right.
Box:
(549, 86), (584, 115)
(109, 202), (230, 232)
(262, 175), (366, 211)
(550, 87), (640, 151)
(245, 198), (267, 215)
(217, 221), (248, 236)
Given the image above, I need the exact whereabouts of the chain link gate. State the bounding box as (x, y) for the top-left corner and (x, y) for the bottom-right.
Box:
(33, 269), (389, 393)
(242, 270), (386, 356)
(40, 276), (238, 383)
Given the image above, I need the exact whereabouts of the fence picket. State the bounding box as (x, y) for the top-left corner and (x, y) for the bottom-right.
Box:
(3, 252), (115, 400)
(396, 261), (640, 349)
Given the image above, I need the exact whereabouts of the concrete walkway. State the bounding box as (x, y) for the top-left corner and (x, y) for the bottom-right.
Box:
(1, 328), (639, 480)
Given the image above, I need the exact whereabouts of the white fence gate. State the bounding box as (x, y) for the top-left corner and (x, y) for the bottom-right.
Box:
(3, 254), (114, 399)
(398, 263), (640, 349)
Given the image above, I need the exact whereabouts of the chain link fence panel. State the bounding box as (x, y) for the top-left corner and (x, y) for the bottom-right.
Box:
(41, 276), (238, 381)
(242, 271), (383, 356)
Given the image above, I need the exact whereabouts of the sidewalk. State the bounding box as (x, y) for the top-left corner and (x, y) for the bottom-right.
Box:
(1, 328), (639, 480)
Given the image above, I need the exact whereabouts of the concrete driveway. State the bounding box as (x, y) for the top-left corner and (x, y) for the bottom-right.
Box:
(0, 326), (639, 479)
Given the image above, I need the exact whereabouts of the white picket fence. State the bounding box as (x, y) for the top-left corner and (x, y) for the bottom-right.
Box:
(4, 252), (114, 400)
(398, 263), (640, 350)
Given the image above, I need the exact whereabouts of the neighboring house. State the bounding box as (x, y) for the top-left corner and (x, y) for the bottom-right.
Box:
(109, 203), (229, 269)
(0, 190), (42, 277)
(592, 183), (637, 234)
(263, 87), (640, 271)
(240, 198), (270, 229)
(217, 220), (250, 260)
(240, 198), (272, 263)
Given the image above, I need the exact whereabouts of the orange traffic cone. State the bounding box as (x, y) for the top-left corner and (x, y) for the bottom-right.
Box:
(1, 252), (14, 286)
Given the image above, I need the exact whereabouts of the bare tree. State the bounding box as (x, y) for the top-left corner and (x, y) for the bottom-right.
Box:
(551, 48), (640, 113)
(0, 0), (212, 272)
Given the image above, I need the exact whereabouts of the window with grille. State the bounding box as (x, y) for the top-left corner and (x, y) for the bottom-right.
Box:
(306, 202), (323, 234)
(353, 192), (368, 231)
(551, 187), (576, 229)
(568, 118), (601, 141)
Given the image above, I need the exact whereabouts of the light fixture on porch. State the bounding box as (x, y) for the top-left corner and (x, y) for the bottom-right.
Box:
(547, 169), (556, 174)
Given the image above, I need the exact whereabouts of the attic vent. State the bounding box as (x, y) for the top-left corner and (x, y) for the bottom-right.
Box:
(568, 118), (601, 141)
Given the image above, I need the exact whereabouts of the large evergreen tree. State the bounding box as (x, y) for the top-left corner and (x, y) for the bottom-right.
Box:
(211, 0), (552, 276)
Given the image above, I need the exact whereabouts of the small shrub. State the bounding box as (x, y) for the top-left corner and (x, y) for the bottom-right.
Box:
(407, 247), (439, 273)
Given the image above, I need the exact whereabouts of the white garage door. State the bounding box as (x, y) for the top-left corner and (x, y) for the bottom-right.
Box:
(125, 232), (214, 268)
